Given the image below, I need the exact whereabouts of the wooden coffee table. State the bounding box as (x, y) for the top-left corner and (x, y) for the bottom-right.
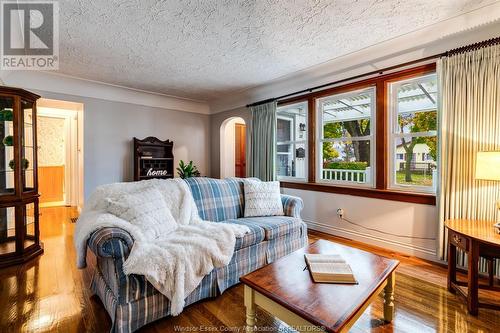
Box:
(240, 239), (399, 333)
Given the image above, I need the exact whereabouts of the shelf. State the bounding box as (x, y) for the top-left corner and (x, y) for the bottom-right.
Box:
(140, 157), (173, 160)
(139, 175), (173, 179)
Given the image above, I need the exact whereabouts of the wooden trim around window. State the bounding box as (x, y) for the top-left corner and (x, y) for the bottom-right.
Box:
(375, 80), (387, 189)
(307, 98), (316, 182)
(276, 63), (437, 206)
(280, 181), (436, 205)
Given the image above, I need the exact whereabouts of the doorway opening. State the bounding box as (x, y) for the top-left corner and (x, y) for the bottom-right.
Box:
(37, 98), (84, 210)
(220, 117), (246, 178)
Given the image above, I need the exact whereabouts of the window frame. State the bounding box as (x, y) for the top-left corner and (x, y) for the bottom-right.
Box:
(387, 72), (438, 194)
(278, 63), (437, 205)
(315, 85), (377, 188)
(276, 101), (309, 182)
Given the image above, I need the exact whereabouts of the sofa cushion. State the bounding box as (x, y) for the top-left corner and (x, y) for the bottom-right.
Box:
(184, 177), (244, 222)
(234, 216), (303, 240)
(225, 219), (265, 250)
(105, 188), (178, 239)
(243, 180), (284, 217)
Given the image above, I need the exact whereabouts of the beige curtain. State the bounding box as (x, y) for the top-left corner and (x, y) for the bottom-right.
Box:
(437, 44), (500, 273)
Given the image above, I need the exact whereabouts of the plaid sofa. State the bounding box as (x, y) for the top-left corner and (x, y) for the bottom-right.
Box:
(86, 177), (308, 333)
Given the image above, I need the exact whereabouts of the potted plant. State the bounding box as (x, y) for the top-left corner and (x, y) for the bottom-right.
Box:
(2, 135), (13, 146)
(176, 160), (200, 179)
(0, 108), (13, 121)
(9, 158), (29, 170)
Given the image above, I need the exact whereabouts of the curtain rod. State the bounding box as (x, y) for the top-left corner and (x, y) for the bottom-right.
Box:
(246, 36), (500, 108)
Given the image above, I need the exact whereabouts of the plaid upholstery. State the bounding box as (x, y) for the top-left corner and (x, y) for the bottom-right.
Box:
(184, 177), (245, 221)
(87, 177), (307, 332)
(91, 231), (308, 333)
(225, 219), (265, 250)
(281, 194), (304, 218)
(236, 216), (304, 240)
(216, 241), (269, 292)
(267, 223), (308, 263)
(92, 266), (219, 333)
(88, 227), (134, 259)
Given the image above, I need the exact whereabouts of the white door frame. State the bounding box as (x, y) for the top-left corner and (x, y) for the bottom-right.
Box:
(37, 108), (79, 207)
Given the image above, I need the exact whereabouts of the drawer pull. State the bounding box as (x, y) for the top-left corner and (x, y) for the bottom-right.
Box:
(453, 234), (461, 244)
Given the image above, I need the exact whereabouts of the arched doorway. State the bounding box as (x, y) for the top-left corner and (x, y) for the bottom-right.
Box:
(220, 117), (246, 178)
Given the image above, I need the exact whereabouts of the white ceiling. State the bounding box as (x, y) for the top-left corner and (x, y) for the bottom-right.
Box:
(58, 0), (497, 102)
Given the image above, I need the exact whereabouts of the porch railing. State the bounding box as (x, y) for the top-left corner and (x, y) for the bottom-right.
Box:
(322, 167), (371, 183)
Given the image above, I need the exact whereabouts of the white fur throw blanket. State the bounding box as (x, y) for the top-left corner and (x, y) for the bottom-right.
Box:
(74, 178), (249, 315)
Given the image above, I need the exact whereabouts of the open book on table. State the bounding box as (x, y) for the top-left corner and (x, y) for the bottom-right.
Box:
(304, 254), (357, 284)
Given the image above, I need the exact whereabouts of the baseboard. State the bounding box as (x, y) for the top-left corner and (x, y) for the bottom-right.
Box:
(304, 219), (438, 261)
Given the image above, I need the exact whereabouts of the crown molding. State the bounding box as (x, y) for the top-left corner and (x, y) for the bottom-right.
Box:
(210, 2), (500, 113)
(0, 71), (211, 114)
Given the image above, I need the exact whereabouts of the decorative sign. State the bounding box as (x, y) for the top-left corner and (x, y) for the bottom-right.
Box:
(296, 147), (305, 158)
(146, 168), (169, 177)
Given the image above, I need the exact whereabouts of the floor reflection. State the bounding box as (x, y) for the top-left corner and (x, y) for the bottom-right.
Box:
(0, 207), (499, 332)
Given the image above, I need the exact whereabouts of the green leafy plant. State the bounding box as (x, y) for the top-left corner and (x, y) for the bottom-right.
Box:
(0, 109), (13, 121)
(2, 135), (13, 146)
(9, 158), (29, 170)
(325, 161), (367, 170)
(176, 160), (200, 179)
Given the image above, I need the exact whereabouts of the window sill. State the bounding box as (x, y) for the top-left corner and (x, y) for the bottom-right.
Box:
(280, 181), (436, 205)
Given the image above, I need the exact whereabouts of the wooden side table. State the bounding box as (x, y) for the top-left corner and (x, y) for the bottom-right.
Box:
(445, 219), (500, 315)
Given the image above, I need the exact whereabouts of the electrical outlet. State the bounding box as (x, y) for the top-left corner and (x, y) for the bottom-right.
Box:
(336, 208), (344, 218)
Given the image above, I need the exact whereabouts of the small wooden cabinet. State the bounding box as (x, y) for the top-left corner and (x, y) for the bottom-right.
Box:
(133, 137), (174, 181)
(0, 86), (42, 268)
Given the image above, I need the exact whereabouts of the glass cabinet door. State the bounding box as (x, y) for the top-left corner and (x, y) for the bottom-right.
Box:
(0, 206), (16, 255)
(22, 99), (35, 192)
(24, 202), (36, 249)
(0, 96), (15, 196)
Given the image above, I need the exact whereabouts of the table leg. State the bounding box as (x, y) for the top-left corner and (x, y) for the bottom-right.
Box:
(488, 258), (494, 287)
(383, 271), (396, 322)
(244, 285), (256, 332)
(448, 232), (457, 293)
(467, 241), (479, 315)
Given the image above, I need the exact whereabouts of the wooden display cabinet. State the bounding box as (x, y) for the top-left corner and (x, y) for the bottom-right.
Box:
(133, 137), (174, 181)
(0, 86), (42, 268)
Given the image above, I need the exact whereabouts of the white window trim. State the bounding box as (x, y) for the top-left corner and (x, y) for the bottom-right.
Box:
(388, 74), (438, 194)
(315, 87), (376, 188)
(276, 106), (308, 182)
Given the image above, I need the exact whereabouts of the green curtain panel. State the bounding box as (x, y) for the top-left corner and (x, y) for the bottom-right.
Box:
(247, 101), (277, 181)
(437, 44), (500, 275)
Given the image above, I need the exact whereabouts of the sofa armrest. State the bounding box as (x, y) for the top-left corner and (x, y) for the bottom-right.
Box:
(281, 194), (304, 218)
(87, 227), (134, 259)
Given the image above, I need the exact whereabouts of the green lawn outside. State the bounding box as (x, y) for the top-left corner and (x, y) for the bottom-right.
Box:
(396, 171), (433, 186)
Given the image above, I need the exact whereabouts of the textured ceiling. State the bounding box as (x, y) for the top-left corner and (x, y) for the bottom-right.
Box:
(58, 0), (495, 101)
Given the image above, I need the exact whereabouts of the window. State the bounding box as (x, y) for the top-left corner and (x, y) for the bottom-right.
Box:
(276, 64), (438, 204)
(316, 87), (375, 187)
(389, 73), (438, 193)
(276, 101), (307, 181)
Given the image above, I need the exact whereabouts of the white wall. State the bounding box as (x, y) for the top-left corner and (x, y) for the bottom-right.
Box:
(0, 72), (212, 201)
(211, 8), (500, 113)
(1, 91), (211, 201)
(283, 188), (438, 260)
(71, 93), (209, 199)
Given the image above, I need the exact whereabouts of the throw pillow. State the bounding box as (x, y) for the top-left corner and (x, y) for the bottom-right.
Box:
(106, 188), (177, 239)
(244, 180), (284, 217)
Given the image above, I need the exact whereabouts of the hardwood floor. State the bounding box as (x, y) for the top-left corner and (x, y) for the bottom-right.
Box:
(1, 206), (500, 332)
